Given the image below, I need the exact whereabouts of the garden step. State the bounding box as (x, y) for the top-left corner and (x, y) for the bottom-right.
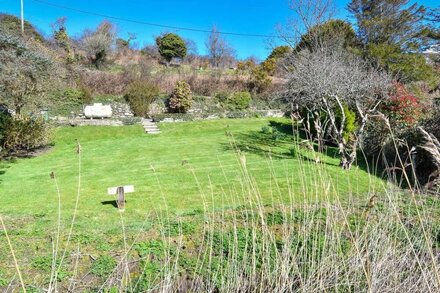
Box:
(140, 119), (160, 134)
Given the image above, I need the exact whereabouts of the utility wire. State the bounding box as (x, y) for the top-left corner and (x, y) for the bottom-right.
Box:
(32, 0), (282, 39)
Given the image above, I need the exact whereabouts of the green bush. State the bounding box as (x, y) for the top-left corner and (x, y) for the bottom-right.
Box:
(78, 85), (93, 104)
(226, 92), (252, 111)
(215, 91), (229, 106)
(167, 81), (193, 113)
(0, 115), (52, 155)
(60, 87), (92, 105)
(335, 105), (357, 142)
(124, 81), (159, 117)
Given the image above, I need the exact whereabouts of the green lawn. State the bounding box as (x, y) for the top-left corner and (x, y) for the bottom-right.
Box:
(0, 118), (399, 288)
(0, 118), (381, 232)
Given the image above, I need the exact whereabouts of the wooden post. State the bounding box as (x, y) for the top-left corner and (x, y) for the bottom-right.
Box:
(117, 186), (125, 210)
(107, 185), (134, 211)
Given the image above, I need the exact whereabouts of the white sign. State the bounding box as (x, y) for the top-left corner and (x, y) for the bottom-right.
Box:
(107, 185), (135, 195)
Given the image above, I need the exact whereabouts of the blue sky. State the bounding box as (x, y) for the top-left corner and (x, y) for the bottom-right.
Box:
(1, 0), (438, 59)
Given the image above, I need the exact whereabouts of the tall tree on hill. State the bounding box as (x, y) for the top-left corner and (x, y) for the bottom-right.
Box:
(295, 19), (359, 52)
(426, 8), (440, 41)
(205, 26), (235, 68)
(348, 0), (433, 82)
(348, 0), (426, 49)
(81, 21), (116, 69)
(51, 17), (74, 63)
(156, 33), (187, 65)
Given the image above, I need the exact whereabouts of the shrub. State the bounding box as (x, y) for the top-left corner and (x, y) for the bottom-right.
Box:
(78, 85), (93, 104)
(61, 87), (92, 105)
(124, 81), (159, 117)
(215, 91), (229, 106)
(0, 115), (52, 155)
(262, 45), (292, 75)
(226, 91), (252, 110)
(0, 110), (10, 150)
(382, 82), (423, 128)
(335, 105), (358, 142)
(167, 81), (193, 113)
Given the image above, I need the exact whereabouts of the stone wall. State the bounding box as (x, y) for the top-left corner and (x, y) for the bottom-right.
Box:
(111, 102), (134, 118)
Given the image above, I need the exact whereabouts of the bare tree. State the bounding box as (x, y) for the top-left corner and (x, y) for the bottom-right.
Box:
(282, 47), (391, 169)
(81, 20), (116, 68)
(184, 38), (198, 64)
(276, 0), (335, 48)
(205, 25), (235, 68)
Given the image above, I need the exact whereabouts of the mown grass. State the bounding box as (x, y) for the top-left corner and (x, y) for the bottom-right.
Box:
(0, 118), (379, 225)
(0, 117), (400, 290)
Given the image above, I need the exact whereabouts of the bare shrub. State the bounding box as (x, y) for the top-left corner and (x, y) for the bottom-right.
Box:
(76, 69), (132, 95)
(283, 46), (391, 169)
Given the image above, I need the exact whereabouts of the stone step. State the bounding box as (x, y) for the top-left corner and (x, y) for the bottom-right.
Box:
(140, 119), (160, 134)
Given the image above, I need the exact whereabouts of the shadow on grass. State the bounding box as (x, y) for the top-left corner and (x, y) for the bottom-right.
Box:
(224, 119), (376, 171)
(0, 160), (14, 183)
(0, 146), (53, 183)
(101, 200), (119, 208)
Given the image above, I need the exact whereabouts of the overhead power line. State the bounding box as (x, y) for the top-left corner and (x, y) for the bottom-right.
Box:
(32, 0), (282, 39)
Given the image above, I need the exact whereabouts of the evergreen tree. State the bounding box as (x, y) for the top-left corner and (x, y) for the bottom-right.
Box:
(156, 33), (187, 64)
(348, 0), (433, 82)
(348, 0), (426, 50)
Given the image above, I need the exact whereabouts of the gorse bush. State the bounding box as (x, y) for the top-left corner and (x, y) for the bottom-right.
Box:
(124, 80), (159, 117)
(249, 66), (271, 93)
(0, 115), (52, 155)
(167, 81), (193, 113)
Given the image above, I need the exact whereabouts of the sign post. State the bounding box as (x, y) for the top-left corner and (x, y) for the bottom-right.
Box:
(107, 185), (134, 211)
